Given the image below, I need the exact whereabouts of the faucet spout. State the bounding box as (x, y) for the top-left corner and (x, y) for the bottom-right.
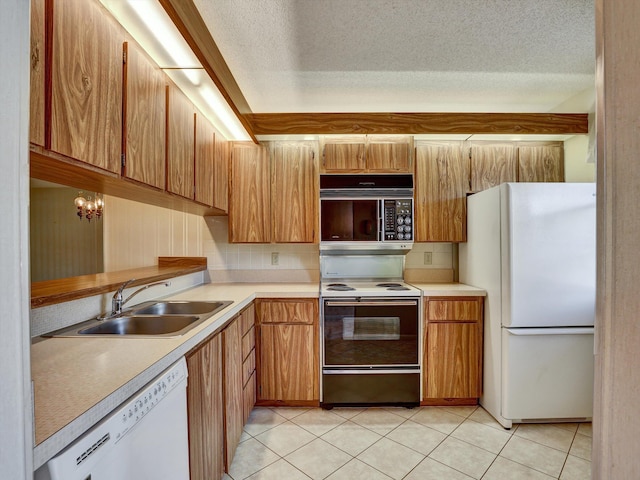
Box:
(101, 279), (171, 319)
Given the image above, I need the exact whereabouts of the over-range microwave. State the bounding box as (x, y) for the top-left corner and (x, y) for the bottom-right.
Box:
(319, 174), (414, 254)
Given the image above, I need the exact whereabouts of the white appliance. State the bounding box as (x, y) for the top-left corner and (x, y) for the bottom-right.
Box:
(460, 183), (595, 428)
(35, 358), (190, 480)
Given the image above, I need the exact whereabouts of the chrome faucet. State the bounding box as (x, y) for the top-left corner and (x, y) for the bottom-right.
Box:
(100, 279), (171, 319)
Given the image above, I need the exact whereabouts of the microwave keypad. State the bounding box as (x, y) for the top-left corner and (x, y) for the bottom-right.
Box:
(384, 200), (413, 240)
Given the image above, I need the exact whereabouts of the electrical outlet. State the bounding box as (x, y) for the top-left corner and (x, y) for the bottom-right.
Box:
(423, 252), (433, 265)
(271, 252), (279, 265)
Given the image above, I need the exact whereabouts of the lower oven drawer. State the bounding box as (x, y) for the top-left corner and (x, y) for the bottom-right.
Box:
(322, 370), (420, 406)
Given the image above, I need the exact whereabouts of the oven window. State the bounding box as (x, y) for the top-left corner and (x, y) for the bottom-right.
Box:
(323, 300), (419, 366)
(321, 200), (378, 241)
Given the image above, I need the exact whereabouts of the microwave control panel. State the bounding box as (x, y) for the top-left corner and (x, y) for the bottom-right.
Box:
(383, 199), (413, 241)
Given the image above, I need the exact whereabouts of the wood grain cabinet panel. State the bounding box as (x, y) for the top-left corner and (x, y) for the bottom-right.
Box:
(50, 0), (123, 172)
(222, 318), (243, 471)
(469, 143), (518, 192)
(186, 334), (224, 480)
(30, 0), (45, 146)
(195, 113), (215, 206)
(423, 297), (483, 403)
(259, 324), (318, 401)
(167, 84), (196, 199)
(366, 136), (414, 172)
(518, 143), (565, 182)
(229, 142), (271, 242)
(123, 41), (166, 189)
(258, 299), (317, 325)
(415, 142), (469, 242)
(425, 322), (481, 398)
(322, 141), (365, 172)
(271, 142), (318, 243)
(242, 372), (256, 424)
(213, 133), (229, 212)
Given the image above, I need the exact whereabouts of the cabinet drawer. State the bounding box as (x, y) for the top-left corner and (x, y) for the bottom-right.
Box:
(242, 372), (256, 424)
(239, 304), (255, 336)
(258, 299), (316, 324)
(243, 351), (255, 387)
(242, 326), (255, 361)
(427, 299), (481, 322)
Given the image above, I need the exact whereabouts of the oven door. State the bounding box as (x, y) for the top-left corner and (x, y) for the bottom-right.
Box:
(322, 298), (419, 367)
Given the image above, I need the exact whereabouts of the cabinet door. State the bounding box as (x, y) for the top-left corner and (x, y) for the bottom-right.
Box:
(322, 141), (365, 172)
(271, 142), (318, 243)
(415, 142), (469, 242)
(258, 299), (317, 325)
(213, 133), (229, 212)
(195, 113), (215, 206)
(469, 143), (518, 192)
(223, 318), (243, 471)
(366, 136), (413, 172)
(167, 84), (196, 199)
(229, 143), (270, 242)
(186, 334), (224, 480)
(518, 144), (565, 182)
(425, 322), (481, 398)
(51, 0), (123, 172)
(30, 0), (45, 146)
(259, 324), (318, 401)
(123, 41), (166, 189)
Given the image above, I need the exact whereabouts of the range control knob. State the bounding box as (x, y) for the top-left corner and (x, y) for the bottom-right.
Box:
(404, 216), (412, 225)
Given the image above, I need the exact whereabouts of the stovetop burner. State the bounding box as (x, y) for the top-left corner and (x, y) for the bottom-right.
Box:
(386, 286), (411, 291)
(326, 283), (356, 291)
(376, 282), (402, 287)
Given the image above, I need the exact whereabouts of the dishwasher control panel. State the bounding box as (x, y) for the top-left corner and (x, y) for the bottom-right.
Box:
(116, 360), (187, 442)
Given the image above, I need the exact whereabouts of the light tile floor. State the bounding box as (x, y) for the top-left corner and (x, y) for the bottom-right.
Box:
(224, 406), (592, 480)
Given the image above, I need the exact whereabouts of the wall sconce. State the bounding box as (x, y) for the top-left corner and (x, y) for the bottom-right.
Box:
(74, 191), (104, 222)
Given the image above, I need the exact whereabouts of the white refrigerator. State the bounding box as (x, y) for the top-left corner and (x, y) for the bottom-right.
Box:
(460, 183), (595, 429)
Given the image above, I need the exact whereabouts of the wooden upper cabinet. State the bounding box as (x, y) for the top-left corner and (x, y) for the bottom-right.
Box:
(518, 143), (565, 182)
(122, 41), (166, 189)
(167, 84), (196, 199)
(322, 141), (365, 172)
(271, 142), (318, 243)
(415, 142), (469, 242)
(194, 113), (215, 206)
(229, 143), (271, 243)
(366, 136), (414, 172)
(30, 0), (45, 146)
(50, 0), (123, 172)
(213, 134), (229, 213)
(469, 143), (518, 193)
(321, 136), (412, 173)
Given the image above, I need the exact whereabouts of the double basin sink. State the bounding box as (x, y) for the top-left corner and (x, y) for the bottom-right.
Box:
(50, 300), (232, 338)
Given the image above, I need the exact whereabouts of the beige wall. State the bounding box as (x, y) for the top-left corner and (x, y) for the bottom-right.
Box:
(103, 196), (204, 271)
(564, 135), (596, 182)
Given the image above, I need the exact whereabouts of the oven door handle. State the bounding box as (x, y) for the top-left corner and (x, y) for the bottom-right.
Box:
(324, 300), (418, 307)
(323, 369), (420, 375)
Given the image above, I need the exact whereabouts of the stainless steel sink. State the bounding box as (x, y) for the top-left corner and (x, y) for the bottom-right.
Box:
(48, 300), (233, 338)
(131, 301), (230, 316)
(77, 315), (201, 336)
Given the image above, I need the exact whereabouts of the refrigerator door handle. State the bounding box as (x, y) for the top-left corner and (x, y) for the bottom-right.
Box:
(505, 327), (594, 336)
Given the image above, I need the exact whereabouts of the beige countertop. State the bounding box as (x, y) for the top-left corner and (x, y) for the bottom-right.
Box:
(411, 282), (486, 297)
(31, 281), (483, 469)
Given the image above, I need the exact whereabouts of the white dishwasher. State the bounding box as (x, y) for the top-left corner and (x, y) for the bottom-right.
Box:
(35, 358), (190, 480)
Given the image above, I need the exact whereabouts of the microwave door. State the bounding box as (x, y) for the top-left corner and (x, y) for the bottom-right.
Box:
(353, 200), (378, 241)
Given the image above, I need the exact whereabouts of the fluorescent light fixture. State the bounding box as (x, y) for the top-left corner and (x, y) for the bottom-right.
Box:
(99, 0), (250, 139)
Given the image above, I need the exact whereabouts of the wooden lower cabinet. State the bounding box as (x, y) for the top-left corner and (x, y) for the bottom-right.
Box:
(256, 299), (319, 405)
(422, 297), (484, 404)
(186, 333), (224, 480)
(223, 315), (243, 471)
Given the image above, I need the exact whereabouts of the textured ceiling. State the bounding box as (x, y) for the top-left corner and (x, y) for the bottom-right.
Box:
(193, 0), (595, 113)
